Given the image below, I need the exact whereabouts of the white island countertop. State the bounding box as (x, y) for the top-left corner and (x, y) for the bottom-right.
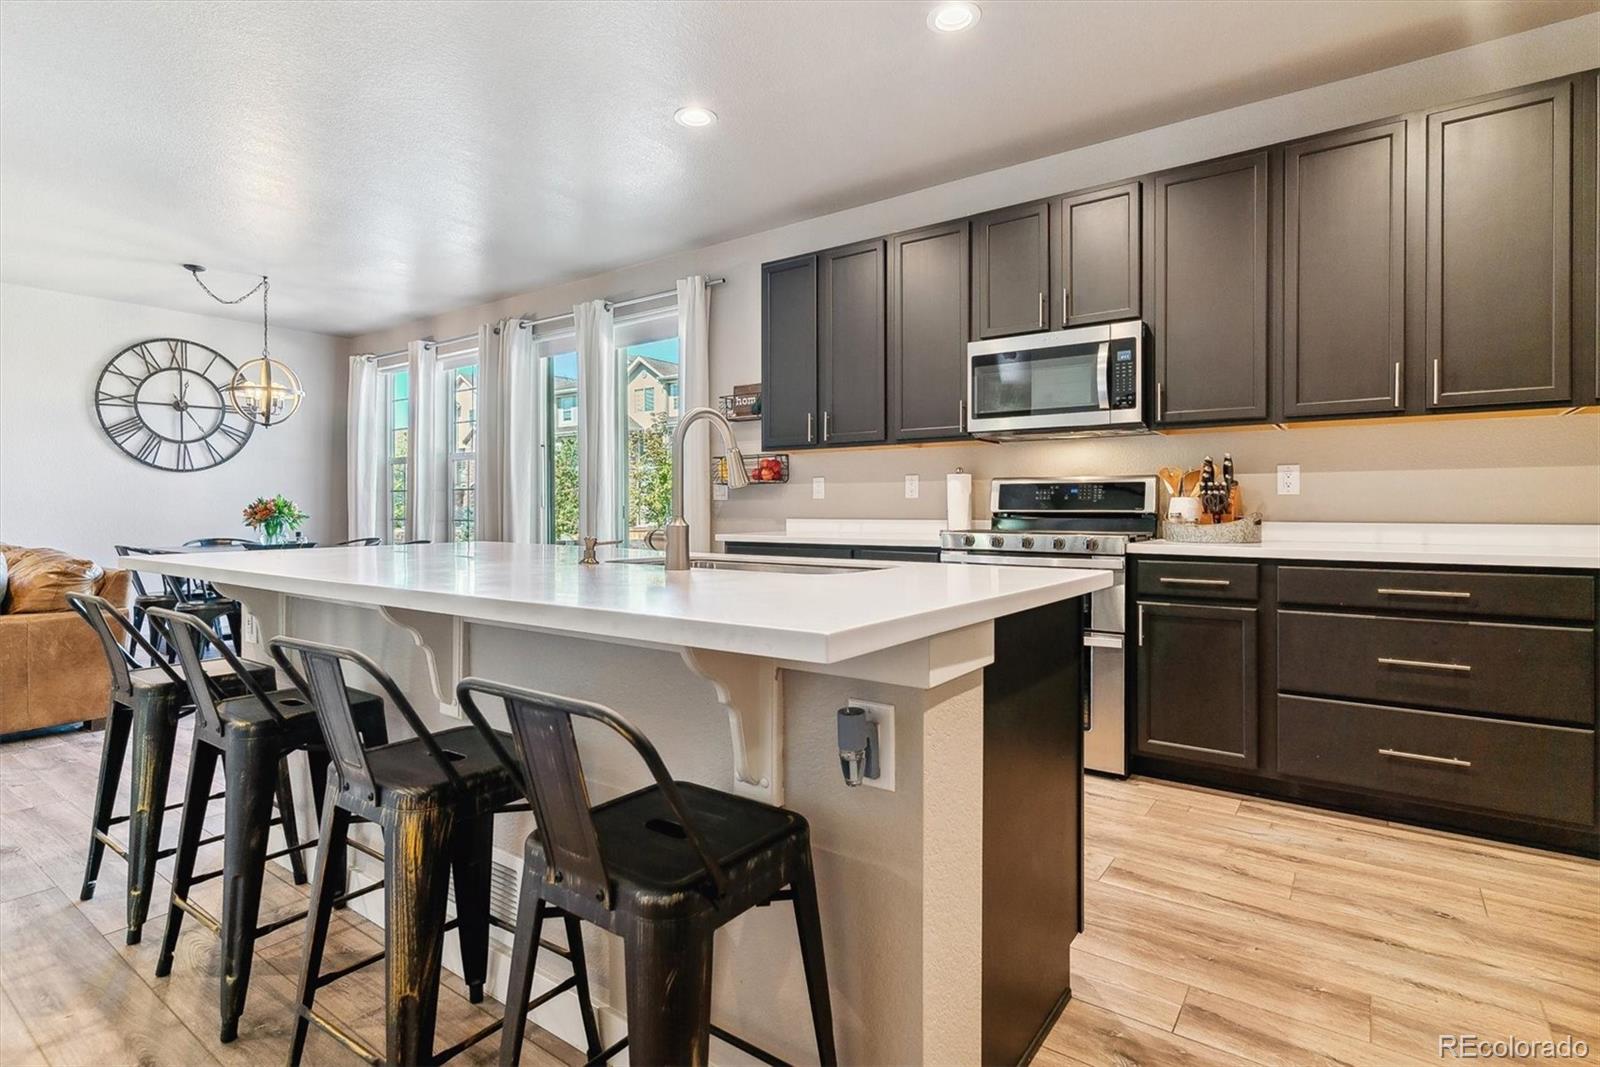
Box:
(136, 542), (1110, 663)
(716, 518), (956, 548)
(1131, 522), (1600, 570)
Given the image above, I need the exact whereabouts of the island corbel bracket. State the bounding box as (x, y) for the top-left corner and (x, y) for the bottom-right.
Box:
(374, 605), (465, 716)
(680, 648), (784, 805)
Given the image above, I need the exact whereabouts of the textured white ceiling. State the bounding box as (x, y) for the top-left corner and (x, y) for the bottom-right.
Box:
(1, 0), (1592, 336)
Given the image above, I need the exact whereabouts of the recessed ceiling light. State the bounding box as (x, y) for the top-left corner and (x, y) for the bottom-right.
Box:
(674, 106), (717, 128)
(928, 1), (980, 33)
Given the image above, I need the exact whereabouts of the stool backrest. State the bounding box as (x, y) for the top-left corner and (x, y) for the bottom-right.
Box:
(269, 636), (465, 802)
(112, 545), (166, 599)
(184, 537), (257, 547)
(456, 677), (730, 906)
(146, 606), (279, 741)
(337, 537), (382, 547)
(66, 592), (185, 700)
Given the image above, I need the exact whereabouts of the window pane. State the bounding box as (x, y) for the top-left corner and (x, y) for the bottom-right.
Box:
(544, 351), (579, 543)
(620, 336), (679, 549)
(384, 369), (410, 543)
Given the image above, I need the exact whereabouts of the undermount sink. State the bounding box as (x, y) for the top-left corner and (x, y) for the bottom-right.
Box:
(610, 556), (875, 576)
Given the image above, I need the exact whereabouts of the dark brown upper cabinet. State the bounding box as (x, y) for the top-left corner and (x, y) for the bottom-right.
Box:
(760, 254), (818, 450)
(818, 238), (888, 445)
(1135, 599), (1259, 770)
(1053, 181), (1141, 328)
(1426, 81), (1572, 409)
(971, 201), (1050, 339)
(1149, 152), (1270, 426)
(1282, 121), (1408, 418)
(889, 220), (970, 441)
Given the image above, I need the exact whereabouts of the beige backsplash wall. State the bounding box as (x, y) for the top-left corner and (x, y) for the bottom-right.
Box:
(344, 19), (1600, 534)
(713, 414), (1600, 534)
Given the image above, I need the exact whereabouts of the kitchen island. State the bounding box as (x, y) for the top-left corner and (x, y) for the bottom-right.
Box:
(139, 541), (1111, 1065)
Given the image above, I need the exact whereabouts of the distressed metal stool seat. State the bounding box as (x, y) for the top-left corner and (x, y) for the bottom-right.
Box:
(455, 678), (837, 1067)
(268, 637), (603, 1067)
(149, 607), (388, 1043)
(66, 593), (277, 944)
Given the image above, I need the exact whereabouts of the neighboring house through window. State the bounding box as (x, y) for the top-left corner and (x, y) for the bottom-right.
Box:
(437, 339), (479, 543)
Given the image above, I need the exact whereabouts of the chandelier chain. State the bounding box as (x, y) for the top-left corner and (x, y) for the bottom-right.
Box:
(187, 271), (271, 356)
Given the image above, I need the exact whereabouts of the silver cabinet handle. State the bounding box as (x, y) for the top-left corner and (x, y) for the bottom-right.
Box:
(958, 398), (966, 429)
(1037, 292), (1045, 328)
(1379, 747), (1472, 768)
(823, 410), (831, 441)
(1377, 656), (1471, 673)
(1377, 587), (1471, 599)
(1159, 577), (1231, 587)
(1432, 358), (1441, 404)
(1137, 603), (1145, 646)
(1392, 361), (1401, 407)
(806, 412), (814, 443)
(1156, 381), (1164, 421)
(1062, 287), (1069, 323)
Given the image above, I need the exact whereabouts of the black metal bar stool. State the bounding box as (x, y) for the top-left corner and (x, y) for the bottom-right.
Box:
(161, 572), (244, 655)
(268, 637), (603, 1067)
(149, 607), (389, 1042)
(456, 678), (837, 1067)
(113, 545), (178, 661)
(67, 593), (278, 943)
(337, 537), (383, 546)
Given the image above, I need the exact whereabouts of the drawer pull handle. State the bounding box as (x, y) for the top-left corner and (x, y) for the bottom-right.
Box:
(1159, 577), (1231, 587)
(1377, 656), (1471, 674)
(1376, 587), (1471, 599)
(1378, 747), (1472, 769)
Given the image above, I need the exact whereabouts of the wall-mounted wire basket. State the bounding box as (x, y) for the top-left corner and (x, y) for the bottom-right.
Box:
(712, 452), (789, 485)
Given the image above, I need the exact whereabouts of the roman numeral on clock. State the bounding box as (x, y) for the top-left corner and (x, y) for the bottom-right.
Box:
(106, 415), (144, 443)
(135, 433), (162, 465)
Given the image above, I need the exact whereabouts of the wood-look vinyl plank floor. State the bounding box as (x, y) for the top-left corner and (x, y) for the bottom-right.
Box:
(2, 722), (1596, 1066)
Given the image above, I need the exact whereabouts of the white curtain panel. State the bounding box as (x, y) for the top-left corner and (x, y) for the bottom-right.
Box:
(345, 354), (385, 541)
(677, 275), (713, 551)
(497, 319), (541, 542)
(474, 322), (503, 540)
(575, 299), (618, 540)
(408, 339), (445, 543)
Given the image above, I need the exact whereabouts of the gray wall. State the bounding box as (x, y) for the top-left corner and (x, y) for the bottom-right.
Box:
(344, 16), (1600, 531)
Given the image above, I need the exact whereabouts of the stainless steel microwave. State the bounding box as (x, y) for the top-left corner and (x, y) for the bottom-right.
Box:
(965, 320), (1148, 438)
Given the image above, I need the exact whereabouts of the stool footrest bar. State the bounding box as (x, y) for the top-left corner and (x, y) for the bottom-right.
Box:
(171, 894), (221, 935)
(300, 1005), (382, 1066)
(586, 1036), (628, 1067)
(313, 946), (386, 988)
(709, 1024), (791, 1067)
(92, 830), (129, 859)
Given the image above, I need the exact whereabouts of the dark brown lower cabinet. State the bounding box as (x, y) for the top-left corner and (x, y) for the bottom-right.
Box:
(1132, 556), (1600, 855)
(1135, 599), (1258, 769)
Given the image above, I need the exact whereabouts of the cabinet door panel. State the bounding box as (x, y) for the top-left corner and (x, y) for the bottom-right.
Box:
(890, 221), (969, 440)
(972, 201), (1050, 339)
(819, 239), (887, 445)
(1151, 153), (1270, 424)
(1056, 182), (1141, 327)
(1427, 82), (1572, 408)
(761, 255), (818, 449)
(1135, 600), (1259, 769)
(1284, 122), (1407, 417)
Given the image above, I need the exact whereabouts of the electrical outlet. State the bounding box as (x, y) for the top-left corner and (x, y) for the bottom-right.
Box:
(712, 483), (729, 502)
(845, 698), (896, 792)
(243, 612), (262, 646)
(1277, 464), (1301, 495)
(812, 476), (826, 500)
(904, 474), (919, 499)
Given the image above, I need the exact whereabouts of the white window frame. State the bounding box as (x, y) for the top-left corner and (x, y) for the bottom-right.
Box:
(613, 304), (680, 544)
(375, 351), (409, 543)
(533, 324), (579, 542)
(437, 339), (480, 543)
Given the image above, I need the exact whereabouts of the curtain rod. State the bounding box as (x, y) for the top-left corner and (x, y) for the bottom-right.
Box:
(520, 276), (725, 329)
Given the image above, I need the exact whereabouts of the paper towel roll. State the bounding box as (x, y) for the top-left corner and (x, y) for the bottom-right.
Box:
(946, 470), (973, 530)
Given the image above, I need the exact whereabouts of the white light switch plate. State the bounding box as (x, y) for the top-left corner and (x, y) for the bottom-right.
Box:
(904, 475), (919, 499)
(812, 477), (826, 500)
(846, 697), (896, 792)
(243, 612), (262, 646)
(1277, 464), (1301, 495)
(712, 483), (728, 501)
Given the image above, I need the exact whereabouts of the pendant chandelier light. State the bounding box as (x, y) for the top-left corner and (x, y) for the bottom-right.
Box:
(183, 264), (304, 426)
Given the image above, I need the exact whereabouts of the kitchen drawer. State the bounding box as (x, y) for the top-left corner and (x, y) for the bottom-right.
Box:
(1278, 694), (1596, 826)
(1278, 609), (1594, 725)
(1135, 560), (1258, 601)
(1278, 566), (1595, 623)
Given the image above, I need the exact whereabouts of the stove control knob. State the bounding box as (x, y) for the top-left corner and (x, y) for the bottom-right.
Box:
(1053, 537), (1067, 551)
(1020, 536), (1035, 550)
(1084, 537), (1099, 552)
(989, 535), (1005, 549)
(962, 535), (976, 548)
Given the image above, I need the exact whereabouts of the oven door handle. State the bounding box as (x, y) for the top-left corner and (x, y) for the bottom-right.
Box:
(1083, 632), (1125, 649)
(1095, 341), (1111, 411)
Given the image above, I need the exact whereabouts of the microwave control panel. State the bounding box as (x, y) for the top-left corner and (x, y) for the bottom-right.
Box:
(1108, 342), (1138, 409)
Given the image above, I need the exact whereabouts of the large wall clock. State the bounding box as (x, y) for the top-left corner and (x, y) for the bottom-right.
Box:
(94, 337), (255, 471)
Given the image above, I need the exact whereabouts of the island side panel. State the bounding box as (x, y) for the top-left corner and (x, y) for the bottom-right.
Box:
(983, 599), (1084, 1065)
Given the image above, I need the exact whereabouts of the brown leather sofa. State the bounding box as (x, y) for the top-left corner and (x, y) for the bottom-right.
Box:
(0, 544), (132, 735)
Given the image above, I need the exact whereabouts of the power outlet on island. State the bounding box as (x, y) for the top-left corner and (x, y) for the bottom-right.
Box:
(904, 474), (919, 499)
(1277, 464), (1301, 496)
(846, 697), (896, 792)
(812, 477), (826, 500)
(243, 611), (262, 646)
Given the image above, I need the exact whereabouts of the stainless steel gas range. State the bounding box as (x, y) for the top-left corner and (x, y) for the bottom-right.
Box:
(939, 476), (1158, 776)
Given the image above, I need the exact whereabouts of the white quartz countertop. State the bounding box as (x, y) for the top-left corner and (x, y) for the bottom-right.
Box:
(716, 519), (961, 548)
(137, 542), (1110, 663)
(1131, 522), (1600, 570)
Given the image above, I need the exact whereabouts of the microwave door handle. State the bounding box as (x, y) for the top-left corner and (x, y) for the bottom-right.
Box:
(1095, 342), (1111, 410)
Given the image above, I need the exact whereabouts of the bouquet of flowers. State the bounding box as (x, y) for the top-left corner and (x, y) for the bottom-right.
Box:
(242, 494), (308, 543)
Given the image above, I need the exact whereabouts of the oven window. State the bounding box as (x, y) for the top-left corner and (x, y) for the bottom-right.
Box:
(972, 344), (1100, 418)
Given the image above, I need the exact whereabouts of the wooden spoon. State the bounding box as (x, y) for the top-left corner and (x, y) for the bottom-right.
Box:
(1157, 467), (1184, 498)
(1179, 468), (1203, 498)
